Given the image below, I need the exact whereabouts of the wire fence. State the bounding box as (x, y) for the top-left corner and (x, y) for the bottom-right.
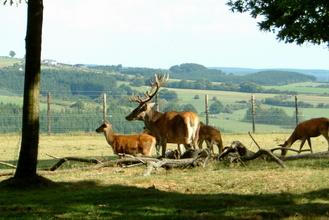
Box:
(0, 91), (329, 134)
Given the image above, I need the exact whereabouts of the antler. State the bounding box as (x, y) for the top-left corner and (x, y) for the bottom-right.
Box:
(129, 73), (169, 104)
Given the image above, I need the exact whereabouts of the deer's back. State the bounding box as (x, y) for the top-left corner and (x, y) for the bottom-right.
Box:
(295, 117), (329, 138)
(199, 124), (222, 141)
(111, 133), (155, 155)
(155, 111), (199, 143)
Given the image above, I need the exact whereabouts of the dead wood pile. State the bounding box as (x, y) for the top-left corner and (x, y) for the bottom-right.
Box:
(44, 148), (212, 176)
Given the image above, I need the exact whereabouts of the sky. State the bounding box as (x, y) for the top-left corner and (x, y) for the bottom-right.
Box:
(1, 0), (329, 70)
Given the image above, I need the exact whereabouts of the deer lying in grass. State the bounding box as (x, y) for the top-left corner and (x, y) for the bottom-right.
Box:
(96, 121), (156, 156)
(198, 122), (224, 154)
(280, 117), (329, 156)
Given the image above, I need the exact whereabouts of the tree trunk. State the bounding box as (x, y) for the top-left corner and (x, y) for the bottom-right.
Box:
(14, 0), (43, 179)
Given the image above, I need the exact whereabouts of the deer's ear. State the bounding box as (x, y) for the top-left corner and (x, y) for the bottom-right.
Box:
(148, 102), (156, 109)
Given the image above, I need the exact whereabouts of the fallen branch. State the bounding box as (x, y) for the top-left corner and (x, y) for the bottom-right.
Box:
(0, 161), (16, 169)
(270, 147), (305, 154)
(248, 132), (261, 150)
(242, 148), (286, 168)
(280, 151), (329, 161)
(94, 156), (160, 169)
(42, 149), (210, 175)
(143, 149), (211, 176)
(218, 141), (285, 168)
(46, 157), (102, 171)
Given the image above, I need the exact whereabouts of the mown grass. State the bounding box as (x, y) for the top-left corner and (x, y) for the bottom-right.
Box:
(1, 133), (329, 219)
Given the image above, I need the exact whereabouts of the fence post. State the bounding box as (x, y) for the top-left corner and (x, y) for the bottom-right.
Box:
(295, 95), (299, 126)
(251, 94), (256, 133)
(205, 94), (209, 125)
(103, 93), (107, 121)
(47, 92), (51, 135)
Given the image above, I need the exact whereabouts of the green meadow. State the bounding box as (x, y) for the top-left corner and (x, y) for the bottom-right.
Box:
(1, 133), (329, 219)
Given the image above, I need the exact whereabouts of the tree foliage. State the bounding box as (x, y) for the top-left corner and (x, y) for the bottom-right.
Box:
(209, 100), (224, 114)
(159, 89), (178, 101)
(244, 105), (295, 125)
(227, 0), (329, 47)
(9, 50), (16, 58)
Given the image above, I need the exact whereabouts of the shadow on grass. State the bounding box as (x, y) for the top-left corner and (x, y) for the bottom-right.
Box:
(1, 178), (329, 219)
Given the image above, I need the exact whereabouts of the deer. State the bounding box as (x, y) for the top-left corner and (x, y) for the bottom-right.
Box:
(125, 74), (200, 157)
(280, 117), (329, 156)
(198, 122), (224, 154)
(143, 124), (191, 157)
(96, 121), (156, 156)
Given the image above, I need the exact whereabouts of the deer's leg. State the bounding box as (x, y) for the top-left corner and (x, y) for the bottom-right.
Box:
(206, 139), (214, 154)
(198, 138), (203, 149)
(306, 138), (313, 153)
(177, 144), (182, 156)
(298, 139), (306, 154)
(155, 139), (161, 156)
(307, 138), (313, 154)
(217, 139), (224, 155)
(161, 140), (167, 157)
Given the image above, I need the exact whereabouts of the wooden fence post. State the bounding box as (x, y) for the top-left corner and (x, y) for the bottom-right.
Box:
(103, 93), (107, 121)
(251, 94), (256, 133)
(295, 95), (299, 126)
(47, 92), (51, 135)
(205, 94), (209, 125)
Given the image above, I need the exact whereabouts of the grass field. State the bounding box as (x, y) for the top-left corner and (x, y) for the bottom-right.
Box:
(1, 133), (329, 219)
(264, 82), (329, 94)
(2, 85), (329, 134)
(169, 87), (329, 133)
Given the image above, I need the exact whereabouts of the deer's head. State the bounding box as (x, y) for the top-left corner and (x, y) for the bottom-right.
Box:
(125, 74), (168, 121)
(95, 120), (112, 133)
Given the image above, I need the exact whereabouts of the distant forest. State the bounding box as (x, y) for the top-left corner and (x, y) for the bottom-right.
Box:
(0, 59), (319, 133)
(0, 62), (316, 98)
(92, 63), (316, 85)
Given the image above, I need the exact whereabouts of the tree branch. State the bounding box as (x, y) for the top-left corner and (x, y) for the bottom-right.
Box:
(0, 161), (16, 169)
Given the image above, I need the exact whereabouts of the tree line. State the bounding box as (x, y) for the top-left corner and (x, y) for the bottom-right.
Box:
(0, 61), (316, 101)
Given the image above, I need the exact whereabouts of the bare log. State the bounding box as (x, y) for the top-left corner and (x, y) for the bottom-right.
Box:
(280, 151), (329, 161)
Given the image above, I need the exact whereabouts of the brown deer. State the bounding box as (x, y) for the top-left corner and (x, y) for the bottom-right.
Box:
(280, 117), (329, 156)
(198, 122), (224, 154)
(126, 74), (200, 157)
(96, 121), (156, 156)
(143, 123), (191, 156)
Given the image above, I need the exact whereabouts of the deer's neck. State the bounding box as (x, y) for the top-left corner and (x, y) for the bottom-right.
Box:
(285, 132), (297, 147)
(103, 128), (115, 146)
(144, 109), (162, 130)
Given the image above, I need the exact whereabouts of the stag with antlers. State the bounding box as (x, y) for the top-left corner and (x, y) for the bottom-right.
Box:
(126, 74), (200, 157)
